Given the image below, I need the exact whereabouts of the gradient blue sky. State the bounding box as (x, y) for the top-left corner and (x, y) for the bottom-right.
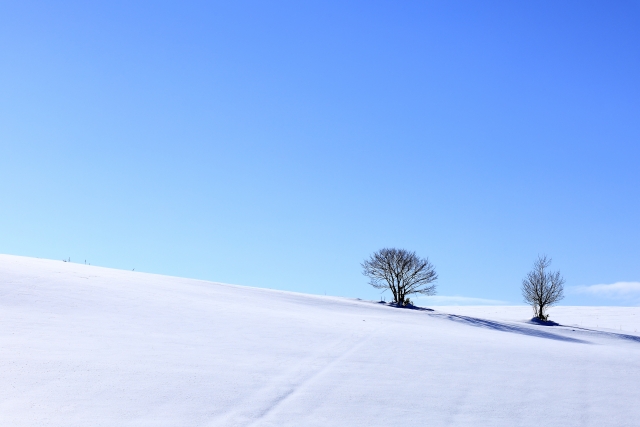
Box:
(1, 1), (639, 305)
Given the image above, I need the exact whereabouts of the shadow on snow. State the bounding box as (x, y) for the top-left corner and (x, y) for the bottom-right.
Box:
(433, 313), (589, 344)
(566, 325), (640, 344)
(376, 301), (435, 311)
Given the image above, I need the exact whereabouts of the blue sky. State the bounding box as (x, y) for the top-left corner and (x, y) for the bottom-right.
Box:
(1, 1), (639, 305)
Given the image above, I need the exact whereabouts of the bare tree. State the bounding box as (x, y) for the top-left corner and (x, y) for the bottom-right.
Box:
(521, 255), (565, 321)
(362, 248), (437, 305)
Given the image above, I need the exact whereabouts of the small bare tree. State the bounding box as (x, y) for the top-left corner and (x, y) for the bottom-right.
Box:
(362, 248), (437, 305)
(521, 255), (565, 321)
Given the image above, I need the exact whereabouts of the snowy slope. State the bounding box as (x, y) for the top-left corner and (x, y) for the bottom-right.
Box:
(1, 254), (639, 427)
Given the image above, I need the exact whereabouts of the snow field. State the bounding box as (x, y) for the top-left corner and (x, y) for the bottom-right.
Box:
(1, 254), (639, 427)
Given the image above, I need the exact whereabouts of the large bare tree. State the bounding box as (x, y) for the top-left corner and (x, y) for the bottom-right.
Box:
(362, 248), (437, 305)
(521, 255), (565, 321)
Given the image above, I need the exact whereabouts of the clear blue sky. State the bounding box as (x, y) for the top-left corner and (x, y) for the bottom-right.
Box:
(1, 1), (639, 305)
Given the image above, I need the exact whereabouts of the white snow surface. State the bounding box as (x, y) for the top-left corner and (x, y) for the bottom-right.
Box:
(1, 254), (639, 427)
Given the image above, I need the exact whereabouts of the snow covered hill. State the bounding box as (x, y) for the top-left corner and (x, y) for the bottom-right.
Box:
(1, 254), (639, 426)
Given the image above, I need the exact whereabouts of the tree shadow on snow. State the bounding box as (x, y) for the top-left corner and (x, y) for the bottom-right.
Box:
(435, 313), (590, 344)
(528, 317), (560, 326)
(377, 301), (434, 311)
(568, 325), (640, 344)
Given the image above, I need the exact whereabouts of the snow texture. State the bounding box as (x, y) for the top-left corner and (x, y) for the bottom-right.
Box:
(1, 254), (639, 426)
